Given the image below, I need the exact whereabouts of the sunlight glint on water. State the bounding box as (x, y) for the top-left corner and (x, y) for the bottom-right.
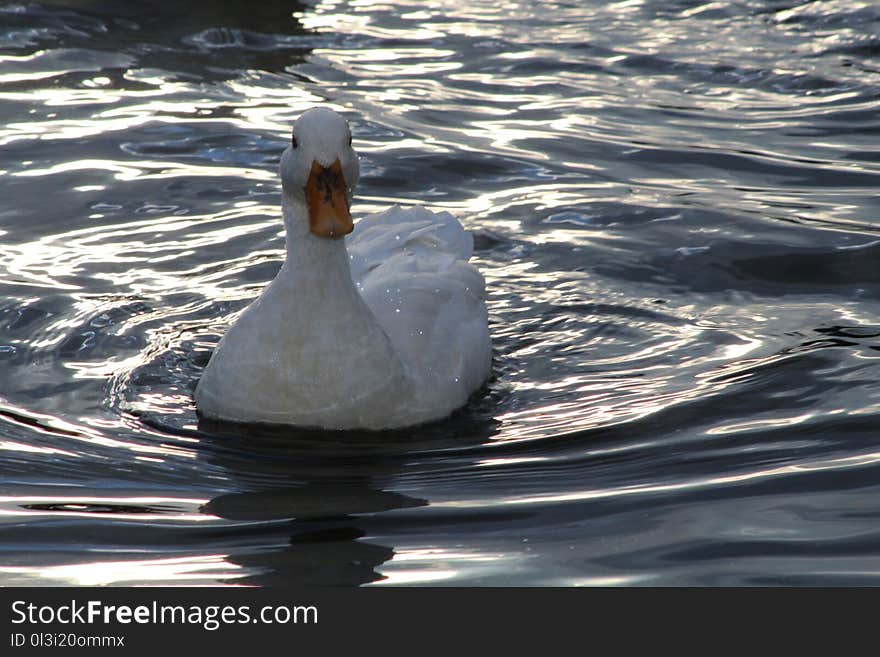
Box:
(0, 0), (878, 585)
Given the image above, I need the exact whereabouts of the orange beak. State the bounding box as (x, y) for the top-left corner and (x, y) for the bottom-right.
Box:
(305, 159), (353, 238)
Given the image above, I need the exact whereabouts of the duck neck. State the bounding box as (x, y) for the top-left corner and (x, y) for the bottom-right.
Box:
(281, 192), (354, 291)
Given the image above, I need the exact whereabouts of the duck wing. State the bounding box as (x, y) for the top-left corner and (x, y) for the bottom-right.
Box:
(346, 205), (491, 411)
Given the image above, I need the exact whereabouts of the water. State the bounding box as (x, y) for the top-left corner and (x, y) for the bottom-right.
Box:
(1, 0), (879, 586)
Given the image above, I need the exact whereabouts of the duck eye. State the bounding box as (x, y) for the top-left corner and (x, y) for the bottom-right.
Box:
(291, 132), (298, 149)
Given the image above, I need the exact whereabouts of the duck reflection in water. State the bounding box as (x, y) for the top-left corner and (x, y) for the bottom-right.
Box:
(197, 417), (427, 586)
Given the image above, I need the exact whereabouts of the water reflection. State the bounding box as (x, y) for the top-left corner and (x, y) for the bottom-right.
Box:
(198, 419), (427, 586)
(0, 0), (879, 585)
(5, 0), (312, 77)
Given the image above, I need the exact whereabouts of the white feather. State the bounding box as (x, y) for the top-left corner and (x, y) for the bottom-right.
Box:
(195, 109), (491, 430)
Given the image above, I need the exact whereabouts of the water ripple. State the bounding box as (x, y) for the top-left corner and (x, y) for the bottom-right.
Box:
(0, 0), (879, 585)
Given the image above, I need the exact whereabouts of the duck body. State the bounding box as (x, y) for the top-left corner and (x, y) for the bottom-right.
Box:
(195, 108), (491, 430)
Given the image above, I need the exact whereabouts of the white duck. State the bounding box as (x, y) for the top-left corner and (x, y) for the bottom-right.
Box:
(195, 107), (491, 430)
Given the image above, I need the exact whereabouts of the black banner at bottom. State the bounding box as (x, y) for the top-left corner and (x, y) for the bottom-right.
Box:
(0, 587), (861, 653)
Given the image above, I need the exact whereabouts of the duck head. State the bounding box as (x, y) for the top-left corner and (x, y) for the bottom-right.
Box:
(280, 107), (360, 238)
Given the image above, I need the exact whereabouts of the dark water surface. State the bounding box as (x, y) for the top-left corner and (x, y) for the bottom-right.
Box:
(1, 0), (879, 585)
